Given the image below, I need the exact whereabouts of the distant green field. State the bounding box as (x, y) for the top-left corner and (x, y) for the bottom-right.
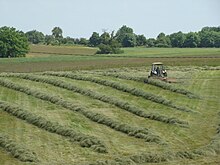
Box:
(0, 45), (219, 72)
(29, 45), (220, 58)
(112, 47), (220, 57)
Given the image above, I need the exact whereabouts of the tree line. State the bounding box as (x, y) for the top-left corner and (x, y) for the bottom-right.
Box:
(25, 25), (220, 48)
(0, 25), (220, 57)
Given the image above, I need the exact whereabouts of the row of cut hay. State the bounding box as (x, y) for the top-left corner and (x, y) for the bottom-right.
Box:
(0, 100), (106, 153)
(96, 72), (199, 98)
(42, 72), (194, 113)
(3, 73), (188, 127)
(0, 78), (163, 144)
(0, 133), (38, 162)
(84, 150), (202, 165)
(195, 112), (220, 155)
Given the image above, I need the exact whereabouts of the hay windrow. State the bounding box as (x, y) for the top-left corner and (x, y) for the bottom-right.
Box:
(0, 133), (38, 162)
(42, 72), (194, 113)
(0, 78), (163, 144)
(1, 73), (188, 127)
(84, 150), (202, 165)
(97, 72), (199, 98)
(0, 100), (106, 153)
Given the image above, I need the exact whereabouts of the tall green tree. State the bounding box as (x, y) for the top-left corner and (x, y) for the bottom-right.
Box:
(45, 35), (55, 45)
(61, 36), (74, 45)
(199, 27), (220, 47)
(25, 30), (45, 44)
(183, 32), (200, 48)
(100, 32), (111, 45)
(89, 32), (100, 46)
(136, 34), (147, 46)
(169, 31), (186, 47)
(79, 38), (89, 45)
(97, 31), (123, 54)
(116, 25), (133, 37)
(155, 32), (171, 47)
(115, 25), (136, 47)
(121, 33), (137, 47)
(146, 38), (156, 47)
(52, 27), (63, 39)
(0, 26), (29, 58)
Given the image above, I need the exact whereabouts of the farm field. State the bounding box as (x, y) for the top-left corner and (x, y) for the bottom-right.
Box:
(109, 47), (220, 58)
(0, 45), (219, 72)
(0, 60), (220, 164)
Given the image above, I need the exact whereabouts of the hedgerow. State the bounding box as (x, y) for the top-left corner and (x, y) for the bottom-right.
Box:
(99, 72), (198, 98)
(0, 133), (38, 162)
(42, 72), (194, 113)
(2, 73), (188, 127)
(0, 100), (106, 153)
(0, 78), (163, 144)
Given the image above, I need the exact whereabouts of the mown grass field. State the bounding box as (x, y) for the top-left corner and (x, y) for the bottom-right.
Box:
(0, 45), (220, 164)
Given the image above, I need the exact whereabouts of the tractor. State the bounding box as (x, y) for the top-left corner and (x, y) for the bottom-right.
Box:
(148, 62), (167, 78)
(146, 62), (177, 83)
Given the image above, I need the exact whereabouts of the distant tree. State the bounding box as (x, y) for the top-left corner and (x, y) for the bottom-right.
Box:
(169, 31), (186, 47)
(25, 30), (45, 44)
(45, 35), (55, 45)
(109, 39), (124, 54)
(116, 25), (134, 39)
(100, 32), (111, 45)
(213, 32), (220, 47)
(65, 36), (75, 45)
(136, 34), (147, 46)
(0, 26), (29, 58)
(97, 40), (123, 54)
(60, 36), (74, 45)
(78, 38), (89, 45)
(146, 38), (156, 47)
(155, 32), (171, 47)
(199, 30), (215, 47)
(115, 25), (136, 47)
(183, 32), (200, 48)
(74, 38), (80, 44)
(52, 27), (63, 39)
(97, 44), (112, 54)
(198, 27), (220, 47)
(89, 32), (100, 46)
(201, 26), (220, 32)
(147, 26), (220, 48)
(97, 31), (123, 54)
(121, 33), (137, 47)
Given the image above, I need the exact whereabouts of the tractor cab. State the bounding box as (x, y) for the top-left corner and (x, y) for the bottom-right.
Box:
(149, 62), (167, 78)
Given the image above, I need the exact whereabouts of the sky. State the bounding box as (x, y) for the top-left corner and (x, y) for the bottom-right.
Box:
(0, 0), (219, 39)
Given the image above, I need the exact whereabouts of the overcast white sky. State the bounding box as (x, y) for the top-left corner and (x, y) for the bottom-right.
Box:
(0, 0), (219, 38)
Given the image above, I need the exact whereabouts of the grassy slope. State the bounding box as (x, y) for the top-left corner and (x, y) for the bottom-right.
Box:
(0, 67), (219, 164)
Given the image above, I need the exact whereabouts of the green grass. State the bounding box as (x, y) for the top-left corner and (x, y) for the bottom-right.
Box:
(118, 47), (220, 57)
(0, 66), (219, 164)
(0, 45), (219, 72)
(0, 45), (219, 164)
